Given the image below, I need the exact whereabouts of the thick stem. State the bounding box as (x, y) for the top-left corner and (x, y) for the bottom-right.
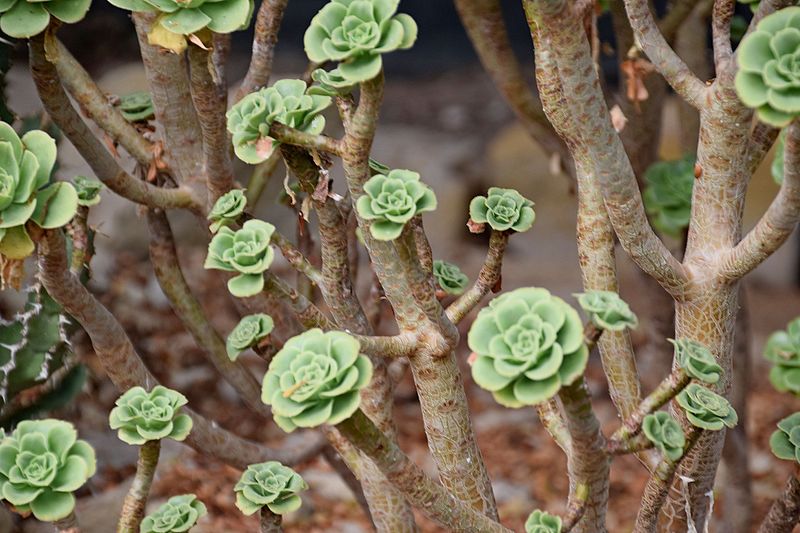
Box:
(758, 471), (800, 533)
(336, 410), (512, 533)
(53, 512), (79, 533)
(117, 440), (160, 533)
(259, 508), (282, 533)
(446, 230), (508, 324)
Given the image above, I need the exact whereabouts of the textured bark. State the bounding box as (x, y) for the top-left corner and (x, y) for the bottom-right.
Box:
(236, 0), (288, 102)
(117, 440), (160, 533)
(758, 473), (800, 533)
(259, 508), (282, 533)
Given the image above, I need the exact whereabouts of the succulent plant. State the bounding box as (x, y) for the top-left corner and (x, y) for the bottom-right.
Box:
(108, 386), (193, 445)
(107, 0), (254, 37)
(355, 169), (437, 241)
(574, 290), (638, 332)
(118, 92), (155, 123)
(737, 0), (760, 12)
(642, 154), (694, 238)
(234, 461), (307, 515)
(0, 0), (91, 38)
(433, 259), (469, 296)
(676, 383), (738, 431)
(207, 189), (247, 233)
(261, 328), (373, 433)
(304, 0), (417, 86)
(226, 313), (274, 361)
(773, 129), (786, 185)
(73, 176), (103, 207)
(308, 68), (354, 96)
(469, 187), (535, 233)
(670, 338), (722, 384)
(226, 79), (331, 165)
(524, 509), (562, 533)
(770, 412), (800, 463)
(735, 7), (800, 127)
(764, 316), (800, 395)
(0, 122), (78, 260)
(0, 419), (96, 521)
(642, 411), (686, 462)
(467, 287), (588, 408)
(204, 219), (276, 298)
(140, 494), (207, 533)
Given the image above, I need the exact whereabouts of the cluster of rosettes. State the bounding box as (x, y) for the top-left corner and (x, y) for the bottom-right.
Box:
(261, 328), (373, 432)
(141, 494), (206, 533)
(226, 313), (274, 361)
(524, 509), (562, 533)
(204, 219), (276, 298)
(575, 291), (638, 332)
(676, 384), (738, 431)
(642, 155), (695, 238)
(109, 0), (253, 52)
(0, 419), (96, 522)
(304, 0), (417, 91)
(764, 316), (800, 394)
(468, 287), (588, 408)
(771, 412), (800, 463)
(108, 386), (193, 446)
(207, 189), (247, 233)
(469, 187), (535, 233)
(735, 7), (800, 127)
(432, 259), (469, 296)
(73, 176), (103, 207)
(234, 461), (307, 516)
(118, 92), (155, 123)
(642, 411), (686, 462)
(671, 338), (722, 384)
(0, 123), (79, 260)
(0, 0), (91, 38)
(356, 169), (437, 241)
(227, 80), (331, 165)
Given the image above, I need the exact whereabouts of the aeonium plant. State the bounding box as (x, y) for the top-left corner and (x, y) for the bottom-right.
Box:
(207, 189), (247, 233)
(676, 383), (738, 431)
(108, 385), (193, 445)
(575, 290), (638, 332)
(226, 313), (274, 361)
(0, 419), (96, 522)
(356, 169), (437, 241)
(432, 259), (469, 296)
(73, 176), (103, 207)
(227, 79), (331, 164)
(0, 122), (79, 260)
(524, 509), (562, 533)
(0, 0), (91, 38)
(234, 461), (307, 515)
(469, 187), (535, 233)
(261, 328), (373, 432)
(764, 316), (800, 394)
(735, 6), (800, 127)
(770, 412), (800, 463)
(642, 411), (686, 462)
(140, 494), (206, 533)
(118, 92), (155, 123)
(670, 338), (722, 384)
(304, 0), (417, 89)
(642, 154), (694, 238)
(204, 219), (276, 298)
(468, 287), (588, 407)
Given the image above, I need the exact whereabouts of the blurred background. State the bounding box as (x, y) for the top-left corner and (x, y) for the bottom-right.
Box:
(1, 1), (799, 531)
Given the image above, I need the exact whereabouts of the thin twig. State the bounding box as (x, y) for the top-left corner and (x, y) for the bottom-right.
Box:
(236, 0), (289, 102)
(117, 440), (160, 533)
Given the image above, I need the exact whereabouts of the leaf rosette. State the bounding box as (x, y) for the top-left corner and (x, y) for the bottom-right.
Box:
(764, 316), (800, 394)
(234, 461), (307, 515)
(0, 0), (91, 38)
(226, 313), (274, 361)
(469, 187), (535, 233)
(575, 290), (638, 332)
(735, 7), (800, 127)
(118, 92), (155, 123)
(670, 338), (722, 384)
(304, 0), (417, 86)
(109, 386), (193, 446)
(642, 155), (694, 237)
(207, 189), (247, 233)
(140, 494), (207, 533)
(0, 419), (96, 522)
(204, 219), (275, 298)
(770, 412), (800, 463)
(0, 123), (78, 260)
(261, 328), (373, 433)
(468, 287), (588, 408)
(108, 0), (253, 37)
(676, 383), (738, 431)
(433, 259), (469, 296)
(642, 411), (686, 462)
(73, 176), (103, 207)
(355, 169), (437, 241)
(524, 509), (562, 533)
